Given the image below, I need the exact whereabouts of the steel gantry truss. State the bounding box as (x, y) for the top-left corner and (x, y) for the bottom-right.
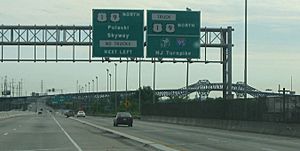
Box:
(0, 25), (233, 99)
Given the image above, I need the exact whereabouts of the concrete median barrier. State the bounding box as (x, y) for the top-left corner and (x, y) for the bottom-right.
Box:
(0, 111), (35, 120)
(141, 115), (300, 138)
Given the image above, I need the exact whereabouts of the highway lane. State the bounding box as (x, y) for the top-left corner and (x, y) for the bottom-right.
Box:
(0, 112), (154, 151)
(80, 116), (300, 151)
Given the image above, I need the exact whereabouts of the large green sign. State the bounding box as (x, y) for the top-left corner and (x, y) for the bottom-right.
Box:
(92, 9), (144, 57)
(147, 10), (201, 58)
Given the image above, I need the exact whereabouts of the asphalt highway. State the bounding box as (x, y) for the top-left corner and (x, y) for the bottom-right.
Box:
(2, 111), (300, 151)
(80, 116), (300, 151)
(0, 112), (153, 151)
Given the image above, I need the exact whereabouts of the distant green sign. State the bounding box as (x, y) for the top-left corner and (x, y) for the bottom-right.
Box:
(147, 10), (201, 58)
(52, 95), (68, 104)
(92, 9), (144, 58)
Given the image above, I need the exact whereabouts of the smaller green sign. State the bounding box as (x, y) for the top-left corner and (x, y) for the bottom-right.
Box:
(92, 9), (144, 58)
(147, 10), (201, 58)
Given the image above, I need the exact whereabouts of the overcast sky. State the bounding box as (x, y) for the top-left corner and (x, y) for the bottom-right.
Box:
(0, 0), (299, 97)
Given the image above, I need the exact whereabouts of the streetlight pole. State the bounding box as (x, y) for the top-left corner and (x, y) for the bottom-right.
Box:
(0, 77), (2, 97)
(76, 80), (78, 93)
(106, 69), (109, 92)
(20, 79), (23, 96)
(186, 61), (189, 99)
(152, 61), (156, 103)
(85, 84), (87, 92)
(92, 80), (95, 92)
(114, 63), (117, 112)
(109, 74), (112, 92)
(96, 76), (98, 92)
(125, 61), (129, 101)
(138, 61), (142, 113)
(109, 73), (112, 109)
(88, 82), (90, 92)
(18, 81), (21, 96)
(244, 0), (248, 99)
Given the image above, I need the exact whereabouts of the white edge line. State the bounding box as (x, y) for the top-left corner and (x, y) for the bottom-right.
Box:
(52, 116), (83, 151)
(70, 117), (179, 151)
(261, 148), (278, 151)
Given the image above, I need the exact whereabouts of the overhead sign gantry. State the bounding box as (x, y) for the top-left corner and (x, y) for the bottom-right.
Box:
(146, 10), (201, 58)
(0, 9), (233, 99)
(92, 9), (144, 58)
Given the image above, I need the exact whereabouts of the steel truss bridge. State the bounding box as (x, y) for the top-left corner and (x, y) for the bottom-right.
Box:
(59, 80), (287, 99)
(0, 80), (291, 104)
(51, 80), (288, 100)
(155, 80), (287, 98)
(0, 25), (233, 99)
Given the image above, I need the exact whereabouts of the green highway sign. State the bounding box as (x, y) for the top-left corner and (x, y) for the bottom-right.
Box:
(92, 9), (144, 58)
(146, 10), (201, 58)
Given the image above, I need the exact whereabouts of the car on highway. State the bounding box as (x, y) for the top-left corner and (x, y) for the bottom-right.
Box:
(64, 110), (75, 118)
(76, 110), (86, 117)
(113, 112), (133, 127)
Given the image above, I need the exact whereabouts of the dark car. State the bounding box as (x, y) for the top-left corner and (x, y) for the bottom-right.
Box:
(113, 112), (133, 127)
(64, 110), (75, 118)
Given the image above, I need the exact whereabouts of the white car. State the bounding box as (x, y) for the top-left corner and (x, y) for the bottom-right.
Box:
(76, 111), (86, 117)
